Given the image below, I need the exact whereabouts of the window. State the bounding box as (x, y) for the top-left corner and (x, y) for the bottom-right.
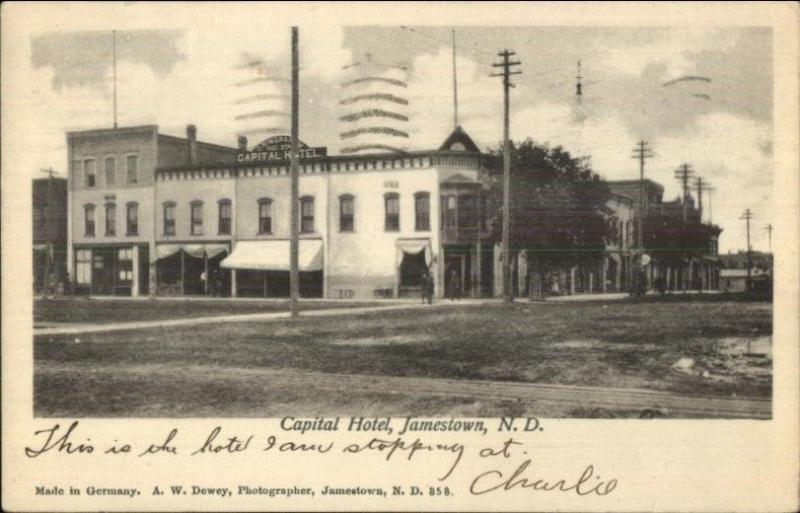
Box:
(84, 159), (96, 187)
(258, 199), (272, 234)
(126, 155), (138, 184)
(443, 195), (457, 228)
(118, 248), (133, 282)
(104, 157), (116, 185)
(126, 202), (138, 235)
(300, 196), (314, 233)
(458, 194), (477, 228)
(75, 249), (92, 285)
(163, 202), (176, 236)
(190, 201), (203, 235)
(84, 204), (95, 236)
(105, 203), (116, 236)
(384, 193), (399, 231)
(218, 199), (232, 235)
(414, 192), (430, 231)
(339, 195), (354, 232)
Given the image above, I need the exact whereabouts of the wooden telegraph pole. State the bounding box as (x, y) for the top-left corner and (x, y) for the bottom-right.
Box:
(740, 209), (754, 292)
(631, 140), (653, 255)
(289, 27), (300, 318)
(492, 50), (521, 303)
(674, 164), (695, 223)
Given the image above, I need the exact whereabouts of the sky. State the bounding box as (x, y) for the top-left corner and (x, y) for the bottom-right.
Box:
(19, 13), (774, 253)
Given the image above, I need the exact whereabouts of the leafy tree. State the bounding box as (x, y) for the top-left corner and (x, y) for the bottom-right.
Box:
(481, 139), (613, 263)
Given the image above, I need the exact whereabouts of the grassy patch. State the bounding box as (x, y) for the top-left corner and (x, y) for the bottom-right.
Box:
(34, 297), (381, 324)
(34, 300), (772, 417)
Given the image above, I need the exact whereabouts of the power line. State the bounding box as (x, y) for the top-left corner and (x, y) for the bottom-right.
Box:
(631, 140), (654, 254)
(740, 209), (755, 291)
(765, 223), (773, 254)
(674, 163), (695, 222)
(491, 49), (521, 303)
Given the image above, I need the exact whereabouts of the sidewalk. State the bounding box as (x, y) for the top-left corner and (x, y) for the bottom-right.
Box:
(34, 299), (491, 336)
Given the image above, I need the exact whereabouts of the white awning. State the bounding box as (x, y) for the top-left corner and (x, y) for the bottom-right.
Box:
(221, 240), (323, 271)
(153, 243), (229, 261)
(396, 239), (432, 266)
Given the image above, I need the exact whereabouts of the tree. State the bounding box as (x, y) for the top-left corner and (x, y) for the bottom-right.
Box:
(482, 139), (613, 262)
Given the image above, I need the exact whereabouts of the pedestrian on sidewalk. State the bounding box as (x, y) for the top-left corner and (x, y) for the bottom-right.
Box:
(448, 268), (461, 301)
(420, 270), (433, 305)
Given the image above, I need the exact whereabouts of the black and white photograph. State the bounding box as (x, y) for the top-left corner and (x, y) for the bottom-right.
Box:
(3, 2), (798, 512)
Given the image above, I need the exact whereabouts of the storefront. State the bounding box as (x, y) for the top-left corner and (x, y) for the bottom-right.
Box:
(73, 244), (149, 296)
(221, 239), (324, 298)
(154, 243), (231, 296)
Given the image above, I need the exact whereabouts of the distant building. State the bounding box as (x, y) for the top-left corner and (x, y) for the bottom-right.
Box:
(720, 250), (773, 271)
(33, 176), (68, 292)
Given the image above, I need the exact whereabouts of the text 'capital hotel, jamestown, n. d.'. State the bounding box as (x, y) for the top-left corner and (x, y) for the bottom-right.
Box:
(65, 123), (721, 300)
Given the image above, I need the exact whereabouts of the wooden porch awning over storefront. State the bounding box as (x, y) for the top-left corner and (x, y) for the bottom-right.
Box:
(220, 240), (323, 271)
(153, 243), (229, 261)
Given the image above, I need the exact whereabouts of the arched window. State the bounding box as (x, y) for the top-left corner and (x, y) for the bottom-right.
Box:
(414, 192), (430, 231)
(163, 201), (176, 236)
(257, 198), (272, 234)
(384, 193), (399, 231)
(104, 202), (116, 236)
(218, 199), (232, 235)
(190, 200), (203, 235)
(104, 157), (116, 186)
(300, 196), (314, 233)
(126, 202), (138, 236)
(339, 194), (354, 232)
(84, 204), (95, 236)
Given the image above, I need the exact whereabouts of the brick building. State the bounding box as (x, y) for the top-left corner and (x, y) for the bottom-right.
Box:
(33, 175), (68, 292)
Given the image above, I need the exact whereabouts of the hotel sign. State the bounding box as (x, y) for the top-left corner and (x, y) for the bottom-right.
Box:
(237, 135), (327, 163)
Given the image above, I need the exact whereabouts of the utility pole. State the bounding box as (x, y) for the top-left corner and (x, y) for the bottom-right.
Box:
(740, 209), (754, 292)
(492, 49), (521, 303)
(631, 140), (654, 255)
(289, 27), (300, 318)
(576, 60), (583, 103)
(452, 29), (459, 129)
(112, 30), (118, 129)
(674, 163), (695, 223)
(694, 176), (705, 222)
(706, 185), (715, 223)
(765, 223), (773, 254)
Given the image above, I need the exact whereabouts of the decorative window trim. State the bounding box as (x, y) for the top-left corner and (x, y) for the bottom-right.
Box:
(413, 192), (430, 232)
(218, 198), (232, 235)
(300, 196), (315, 234)
(384, 192), (400, 232)
(339, 194), (355, 232)
(190, 200), (204, 236)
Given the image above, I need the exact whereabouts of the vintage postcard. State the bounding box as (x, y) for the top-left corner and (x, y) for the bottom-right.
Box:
(2, 1), (798, 511)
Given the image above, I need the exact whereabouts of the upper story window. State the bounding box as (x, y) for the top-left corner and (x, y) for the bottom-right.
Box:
(163, 202), (176, 236)
(84, 204), (95, 236)
(258, 198), (272, 234)
(443, 195), (457, 228)
(84, 159), (96, 187)
(339, 194), (354, 232)
(126, 202), (138, 236)
(300, 196), (314, 233)
(384, 193), (400, 231)
(218, 199), (232, 235)
(414, 192), (430, 231)
(126, 155), (138, 184)
(190, 201), (203, 236)
(104, 157), (116, 186)
(105, 203), (116, 236)
(458, 194), (477, 228)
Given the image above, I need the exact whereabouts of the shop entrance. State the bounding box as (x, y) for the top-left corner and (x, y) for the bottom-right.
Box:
(91, 249), (115, 295)
(399, 250), (427, 296)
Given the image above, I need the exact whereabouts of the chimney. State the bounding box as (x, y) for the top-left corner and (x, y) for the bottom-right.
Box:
(187, 124), (197, 164)
(238, 136), (248, 151)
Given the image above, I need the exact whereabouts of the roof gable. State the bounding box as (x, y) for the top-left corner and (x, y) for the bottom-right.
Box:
(438, 126), (480, 153)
